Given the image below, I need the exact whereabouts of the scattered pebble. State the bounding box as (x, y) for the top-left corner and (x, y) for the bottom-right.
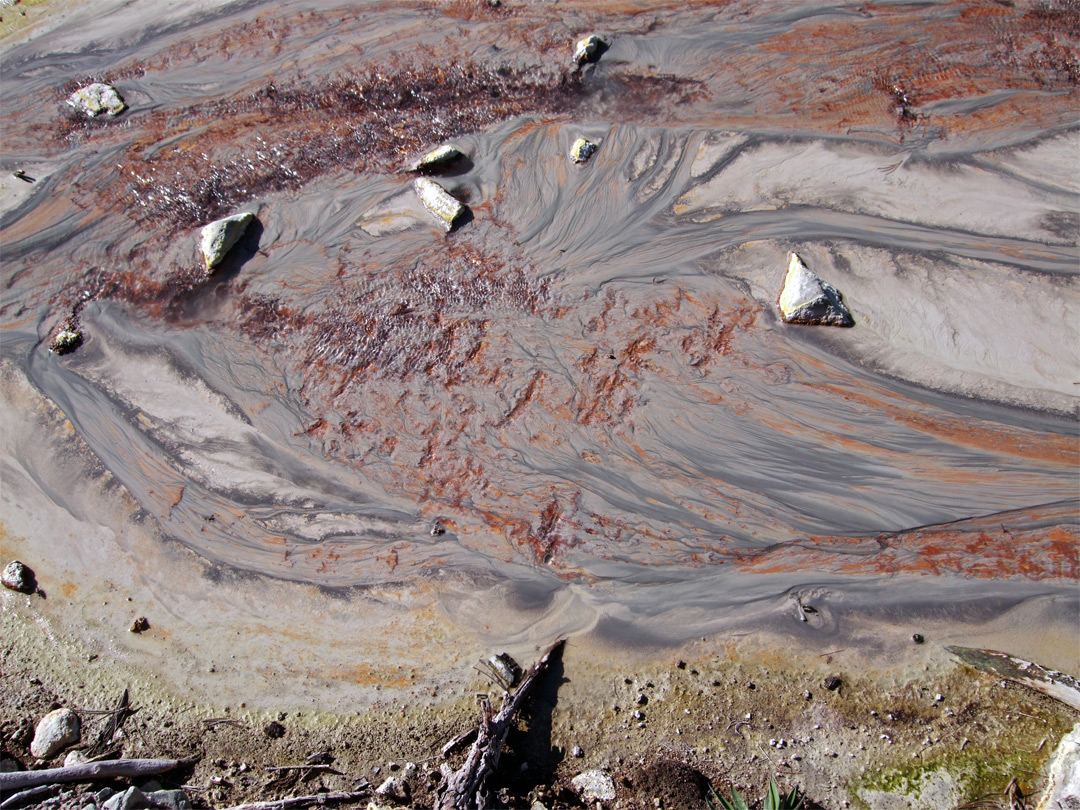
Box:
(573, 35), (606, 65)
(823, 676), (843, 691)
(570, 137), (598, 164)
(263, 721), (286, 739)
(200, 211), (255, 272)
(570, 770), (615, 802)
(31, 708), (81, 759)
(68, 83), (126, 117)
(410, 144), (464, 172)
(572, 746), (584, 758)
(414, 177), (467, 232)
(375, 775), (409, 803)
(130, 616), (150, 633)
(2, 560), (36, 593)
(778, 252), (854, 327)
(50, 328), (83, 355)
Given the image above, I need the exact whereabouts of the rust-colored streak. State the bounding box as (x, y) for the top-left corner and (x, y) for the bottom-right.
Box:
(811, 382), (1078, 468)
(498, 370), (546, 426)
(736, 504), (1080, 582)
(757, 0), (1079, 136)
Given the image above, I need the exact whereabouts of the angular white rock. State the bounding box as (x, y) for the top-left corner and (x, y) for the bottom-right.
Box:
(200, 212), (254, 272)
(570, 770), (616, 803)
(574, 35), (605, 65)
(68, 83), (126, 117)
(570, 137), (598, 164)
(414, 177), (466, 232)
(1037, 723), (1080, 810)
(778, 252), (853, 326)
(411, 144), (463, 171)
(31, 708), (81, 759)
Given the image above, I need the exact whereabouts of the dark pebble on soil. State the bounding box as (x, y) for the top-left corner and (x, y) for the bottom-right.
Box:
(264, 721), (286, 739)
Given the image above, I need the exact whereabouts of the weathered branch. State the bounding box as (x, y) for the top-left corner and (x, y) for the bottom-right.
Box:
(948, 646), (1080, 710)
(219, 791), (370, 810)
(0, 783), (62, 810)
(436, 638), (565, 810)
(0, 758), (184, 792)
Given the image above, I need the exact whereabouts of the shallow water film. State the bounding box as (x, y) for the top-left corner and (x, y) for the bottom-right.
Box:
(1, 0), (1077, 663)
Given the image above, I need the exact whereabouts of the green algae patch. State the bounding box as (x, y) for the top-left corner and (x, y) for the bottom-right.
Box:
(852, 704), (1072, 810)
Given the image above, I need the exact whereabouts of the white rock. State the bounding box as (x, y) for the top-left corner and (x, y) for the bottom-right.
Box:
(374, 775), (409, 803)
(571, 769), (616, 803)
(1037, 723), (1080, 810)
(414, 178), (466, 232)
(50, 329), (82, 355)
(64, 750), (89, 767)
(2, 560), (35, 593)
(31, 708), (80, 759)
(68, 83), (126, 117)
(777, 252), (853, 326)
(411, 144), (463, 172)
(574, 35), (605, 65)
(570, 137), (598, 164)
(200, 212), (254, 272)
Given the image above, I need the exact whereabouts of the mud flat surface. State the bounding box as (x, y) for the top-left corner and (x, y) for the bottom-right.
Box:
(1, 1), (1078, 808)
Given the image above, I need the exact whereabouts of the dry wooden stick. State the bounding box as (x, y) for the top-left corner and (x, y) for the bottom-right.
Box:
(439, 726), (478, 759)
(0, 758), (184, 792)
(219, 791), (370, 810)
(436, 639), (565, 810)
(264, 765), (342, 774)
(0, 783), (62, 809)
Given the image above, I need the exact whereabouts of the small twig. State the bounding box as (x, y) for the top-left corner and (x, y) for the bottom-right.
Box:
(265, 765), (342, 775)
(219, 791), (371, 810)
(0, 783), (62, 810)
(439, 726), (478, 759)
(204, 718), (246, 729)
(473, 661), (511, 691)
(1015, 712), (1046, 724)
(75, 708), (129, 716)
(726, 720), (753, 734)
(0, 759), (185, 791)
(818, 649), (845, 657)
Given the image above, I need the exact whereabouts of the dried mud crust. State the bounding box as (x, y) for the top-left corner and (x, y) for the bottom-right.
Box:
(1, 595), (1074, 810)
